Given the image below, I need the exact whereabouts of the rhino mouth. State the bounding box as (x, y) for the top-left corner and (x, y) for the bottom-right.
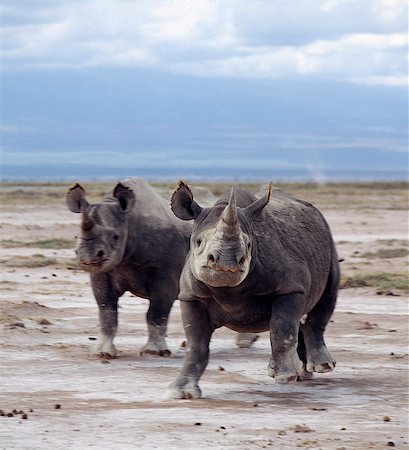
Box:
(205, 265), (243, 274)
(80, 259), (108, 271)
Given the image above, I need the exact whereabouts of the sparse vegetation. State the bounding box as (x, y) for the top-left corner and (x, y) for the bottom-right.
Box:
(1, 181), (408, 209)
(1, 239), (74, 249)
(354, 248), (409, 260)
(340, 272), (409, 293)
(0, 254), (58, 268)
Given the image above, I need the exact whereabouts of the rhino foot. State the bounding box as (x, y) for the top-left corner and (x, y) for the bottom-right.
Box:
(307, 347), (336, 373)
(297, 369), (314, 381)
(140, 342), (171, 357)
(164, 380), (202, 400)
(236, 332), (259, 349)
(267, 352), (303, 384)
(93, 334), (117, 358)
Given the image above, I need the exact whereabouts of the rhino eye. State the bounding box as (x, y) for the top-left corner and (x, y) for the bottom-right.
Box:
(196, 238), (202, 246)
(247, 242), (251, 249)
(113, 235), (119, 241)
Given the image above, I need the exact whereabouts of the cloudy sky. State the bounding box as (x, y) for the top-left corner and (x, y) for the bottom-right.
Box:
(1, 0), (408, 181)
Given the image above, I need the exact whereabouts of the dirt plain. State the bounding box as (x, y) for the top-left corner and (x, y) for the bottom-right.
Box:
(0, 181), (408, 450)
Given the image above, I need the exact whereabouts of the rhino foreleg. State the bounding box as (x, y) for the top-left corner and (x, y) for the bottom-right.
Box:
(165, 300), (214, 400)
(91, 273), (118, 358)
(141, 286), (174, 357)
(268, 293), (304, 383)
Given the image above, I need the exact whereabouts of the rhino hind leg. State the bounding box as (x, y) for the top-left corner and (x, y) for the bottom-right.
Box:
(236, 332), (259, 348)
(303, 256), (339, 374)
(296, 329), (313, 381)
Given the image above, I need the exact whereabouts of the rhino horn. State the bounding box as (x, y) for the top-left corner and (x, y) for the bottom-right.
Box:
(216, 187), (241, 238)
(81, 209), (95, 233)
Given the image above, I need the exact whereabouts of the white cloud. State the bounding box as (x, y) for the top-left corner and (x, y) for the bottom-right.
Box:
(0, 0), (407, 85)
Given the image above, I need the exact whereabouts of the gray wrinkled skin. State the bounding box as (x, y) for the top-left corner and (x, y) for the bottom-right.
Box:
(66, 178), (192, 358)
(166, 181), (339, 399)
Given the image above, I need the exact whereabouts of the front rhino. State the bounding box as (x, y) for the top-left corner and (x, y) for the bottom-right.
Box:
(166, 181), (338, 399)
(66, 180), (184, 359)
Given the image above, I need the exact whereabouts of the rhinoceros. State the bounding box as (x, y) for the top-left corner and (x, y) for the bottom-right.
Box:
(66, 178), (192, 357)
(166, 181), (339, 399)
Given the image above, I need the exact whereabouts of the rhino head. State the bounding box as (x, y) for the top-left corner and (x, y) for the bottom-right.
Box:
(66, 182), (135, 273)
(171, 181), (272, 288)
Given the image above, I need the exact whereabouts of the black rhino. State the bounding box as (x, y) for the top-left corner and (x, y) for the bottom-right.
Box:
(66, 178), (191, 357)
(166, 181), (339, 399)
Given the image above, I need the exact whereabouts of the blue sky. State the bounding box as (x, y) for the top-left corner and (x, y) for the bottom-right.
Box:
(0, 0), (408, 181)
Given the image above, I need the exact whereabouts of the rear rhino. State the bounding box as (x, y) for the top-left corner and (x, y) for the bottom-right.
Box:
(66, 178), (191, 358)
(166, 181), (339, 399)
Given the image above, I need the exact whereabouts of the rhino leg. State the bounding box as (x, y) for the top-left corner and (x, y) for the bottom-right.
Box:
(296, 328), (313, 381)
(91, 273), (118, 358)
(140, 279), (175, 357)
(236, 332), (259, 348)
(165, 300), (214, 400)
(302, 260), (338, 374)
(268, 293), (304, 384)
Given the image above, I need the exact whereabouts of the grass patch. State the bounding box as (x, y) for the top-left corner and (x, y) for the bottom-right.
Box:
(1, 238), (74, 249)
(354, 248), (409, 260)
(0, 254), (58, 268)
(340, 272), (409, 293)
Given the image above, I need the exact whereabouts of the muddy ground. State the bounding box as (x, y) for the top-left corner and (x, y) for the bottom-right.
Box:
(0, 182), (408, 449)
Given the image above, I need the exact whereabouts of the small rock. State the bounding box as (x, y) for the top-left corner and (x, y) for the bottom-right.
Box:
(88, 337), (97, 341)
(386, 291), (400, 297)
(54, 404), (61, 410)
(383, 416), (391, 422)
(387, 442), (395, 447)
(218, 366), (225, 371)
(194, 422), (201, 426)
(22, 414), (28, 419)
(291, 424), (314, 433)
(6, 413), (13, 417)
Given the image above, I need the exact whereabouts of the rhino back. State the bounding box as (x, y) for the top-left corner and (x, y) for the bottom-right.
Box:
(119, 178), (191, 267)
(253, 189), (334, 303)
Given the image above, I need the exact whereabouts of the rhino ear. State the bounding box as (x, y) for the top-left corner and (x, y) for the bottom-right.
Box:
(66, 183), (89, 213)
(171, 180), (203, 220)
(244, 182), (272, 218)
(113, 182), (136, 213)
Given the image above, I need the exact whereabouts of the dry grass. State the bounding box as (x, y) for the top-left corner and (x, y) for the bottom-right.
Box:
(1, 239), (74, 249)
(1, 181), (408, 210)
(354, 248), (409, 260)
(340, 272), (409, 294)
(0, 254), (58, 268)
